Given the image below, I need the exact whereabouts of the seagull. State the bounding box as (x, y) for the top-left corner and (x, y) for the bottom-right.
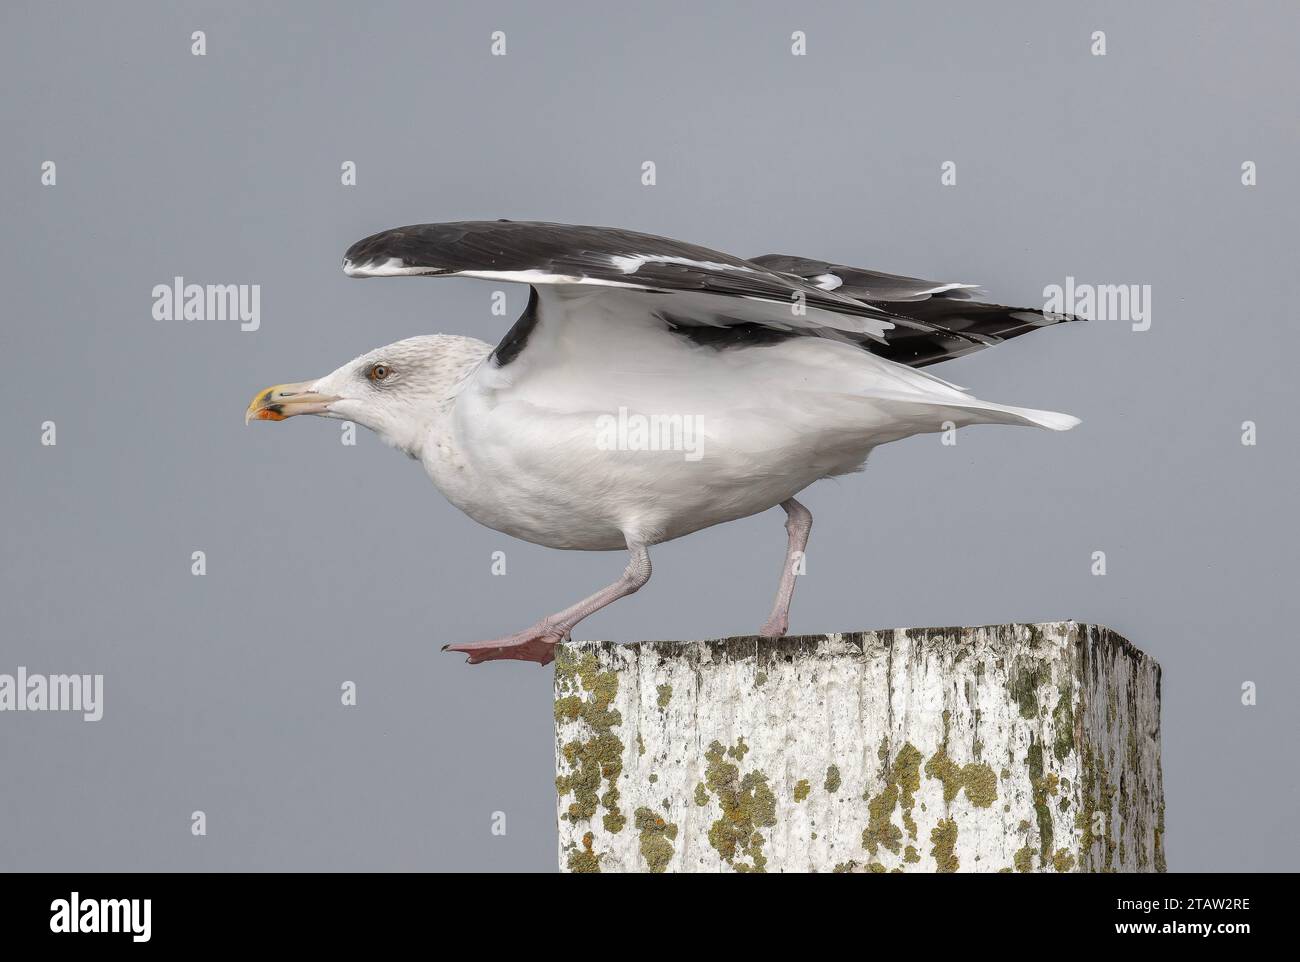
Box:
(246, 221), (1081, 666)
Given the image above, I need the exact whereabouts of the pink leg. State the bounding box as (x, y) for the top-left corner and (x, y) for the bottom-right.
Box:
(444, 544), (652, 666)
(758, 498), (812, 638)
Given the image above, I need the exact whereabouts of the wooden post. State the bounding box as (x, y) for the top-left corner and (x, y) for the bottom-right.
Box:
(554, 622), (1164, 873)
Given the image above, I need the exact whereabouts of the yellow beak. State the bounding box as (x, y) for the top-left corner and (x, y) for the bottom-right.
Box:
(245, 381), (340, 424)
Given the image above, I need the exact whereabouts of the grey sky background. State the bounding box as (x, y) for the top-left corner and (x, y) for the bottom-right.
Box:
(2, 0), (1296, 871)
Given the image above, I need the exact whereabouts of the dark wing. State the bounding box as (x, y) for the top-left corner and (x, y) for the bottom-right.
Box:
(342, 221), (1076, 370)
(344, 221), (905, 342)
(751, 253), (1081, 368)
(348, 222), (904, 330)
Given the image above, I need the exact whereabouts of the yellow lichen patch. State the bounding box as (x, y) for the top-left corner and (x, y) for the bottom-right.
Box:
(567, 831), (600, 873)
(963, 763), (998, 808)
(1052, 848), (1075, 873)
(554, 648), (626, 833)
(894, 744), (923, 812)
(656, 683), (672, 709)
(601, 792), (627, 833)
(924, 748), (998, 809)
(1014, 844), (1035, 873)
(824, 764), (841, 793)
(634, 806), (678, 873)
(862, 742), (923, 856)
(930, 818), (959, 872)
(863, 783), (902, 856)
(700, 739), (777, 872)
(793, 779), (811, 802)
(553, 695), (582, 723)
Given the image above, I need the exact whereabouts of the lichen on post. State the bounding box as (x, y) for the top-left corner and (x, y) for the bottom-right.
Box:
(554, 622), (1164, 873)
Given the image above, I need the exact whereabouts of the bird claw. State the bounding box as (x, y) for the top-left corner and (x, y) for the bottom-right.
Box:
(443, 624), (570, 666)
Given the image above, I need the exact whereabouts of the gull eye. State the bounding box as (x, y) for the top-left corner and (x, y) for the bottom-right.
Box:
(368, 363), (391, 382)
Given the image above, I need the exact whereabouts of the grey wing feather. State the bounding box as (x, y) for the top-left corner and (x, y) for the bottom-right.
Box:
(341, 221), (1079, 370)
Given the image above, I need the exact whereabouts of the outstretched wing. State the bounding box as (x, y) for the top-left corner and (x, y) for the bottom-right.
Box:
(344, 220), (903, 337)
(343, 221), (1075, 369)
(751, 253), (1078, 368)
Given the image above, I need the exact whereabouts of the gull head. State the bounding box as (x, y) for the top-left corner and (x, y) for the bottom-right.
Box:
(245, 335), (477, 456)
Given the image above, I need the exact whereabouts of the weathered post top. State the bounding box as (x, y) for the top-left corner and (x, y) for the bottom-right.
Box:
(554, 622), (1164, 873)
